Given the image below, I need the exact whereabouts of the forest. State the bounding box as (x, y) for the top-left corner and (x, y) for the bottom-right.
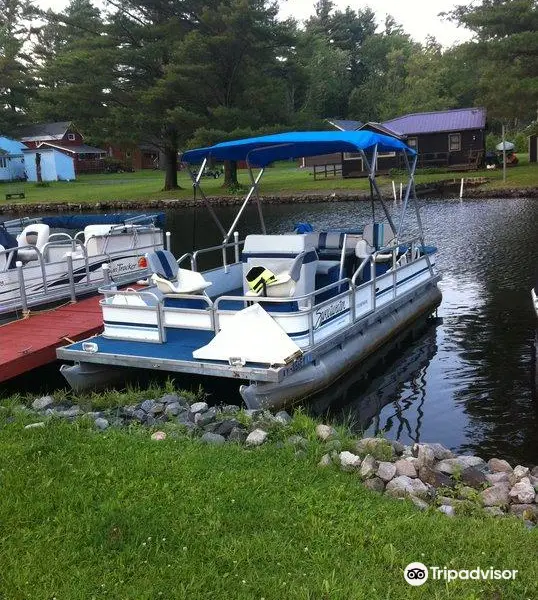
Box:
(0, 0), (537, 188)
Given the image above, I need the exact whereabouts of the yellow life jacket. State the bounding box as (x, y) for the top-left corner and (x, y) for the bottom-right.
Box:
(246, 265), (277, 295)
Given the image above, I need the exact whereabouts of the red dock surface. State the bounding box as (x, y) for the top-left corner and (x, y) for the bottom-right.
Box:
(0, 295), (105, 383)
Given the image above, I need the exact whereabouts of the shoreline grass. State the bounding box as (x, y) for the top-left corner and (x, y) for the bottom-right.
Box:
(0, 155), (536, 208)
(0, 392), (537, 599)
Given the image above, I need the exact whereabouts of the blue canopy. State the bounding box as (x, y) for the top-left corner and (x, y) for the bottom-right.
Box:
(181, 131), (415, 166)
(41, 213), (165, 229)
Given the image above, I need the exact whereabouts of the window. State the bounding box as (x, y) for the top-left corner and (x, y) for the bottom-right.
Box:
(448, 133), (461, 152)
(67, 133), (76, 141)
(407, 137), (418, 150)
(0, 157), (6, 169)
(343, 152), (361, 160)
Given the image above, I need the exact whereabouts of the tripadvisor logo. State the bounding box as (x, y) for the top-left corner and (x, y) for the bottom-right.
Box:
(404, 562), (428, 586)
(404, 562), (518, 586)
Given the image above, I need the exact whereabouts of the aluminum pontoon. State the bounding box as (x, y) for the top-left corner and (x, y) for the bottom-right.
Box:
(57, 131), (442, 409)
(0, 213), (165, 320)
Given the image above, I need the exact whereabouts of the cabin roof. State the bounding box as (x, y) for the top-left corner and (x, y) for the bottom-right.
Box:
(17, 121), (74, 142)
(382, 107), (487, 135)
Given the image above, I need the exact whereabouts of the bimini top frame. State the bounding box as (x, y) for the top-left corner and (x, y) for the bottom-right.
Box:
(181, 130), (419, 246)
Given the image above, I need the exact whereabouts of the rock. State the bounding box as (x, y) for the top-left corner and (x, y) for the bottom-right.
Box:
(509, 465), (530, 485)
(151, 431), (166, 441)
(419, 466), (454, 488)
(164, 402), (182, 417)
(424, 443), (454, 460)
(416, 445), (435, 469)
(32, 395), (54, 411)
(460, 466), (488, 489)
(437, 496), (463, 507)
(395, 459), (417, 479)
(318, 453), (332, 467)
(385, 476), (428, 499)
(160, 393), (188, 407)
(339, 451), (362, 472)
(531, 466), (538, 478)
(509, 478), (536, 504)
(355, 437), (394, 460)
(243, 409), (262, 419)
(488, 458), (513, 473)
(133, 409), (147, 423)
(486, 472), (510, 485)
(480, 483), (510, 507)
(364, 477), (385, 493)
(410, 496), (429, 511)
(360, 454), (378, 479)
(120, 406), (137, 418)
(390, 440), (405, 455)
(200, 432), (226, 445)
(376, 461), (397, 483)
(245, 429), (268, 446)
(195, 406), (218, 427)
(140, 399), (156, 413)
(287, 435), (308, 448)
(438, 505), (456, 517)
(324, 439), (342, 453)
(508, 504), (538, 519)
(214, 419), (242, 437)
(484, 506), (504, 517)
(94, 417), (109, 431)
(228, 427), (248, 444)
(111, 418), (124, 428)
(274, 411), (292, 425)
(24, 422), (45, 429)
(189, 401), (208, 415)
(149, 402), (165, 415)
(145, 415), (156, 427)
(315, 424), (337, 441)
(84, 411), (104, 419)
(435, 456), (485, 474)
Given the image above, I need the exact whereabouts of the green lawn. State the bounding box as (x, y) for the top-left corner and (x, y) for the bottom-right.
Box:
(1, 155), (536, 207)
(0, 413), (537, 599)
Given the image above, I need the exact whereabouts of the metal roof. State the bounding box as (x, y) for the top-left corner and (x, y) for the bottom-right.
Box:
(327, 119), (363, 131)
(17, 121), (73, 142)
(182, 131), (415, 166)
(382, 108), (487, 135)
(0, 136), (27, 155)
(37, 142), (106, 154)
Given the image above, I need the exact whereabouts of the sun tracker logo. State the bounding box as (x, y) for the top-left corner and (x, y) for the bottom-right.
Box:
(404, 562), (428, 586)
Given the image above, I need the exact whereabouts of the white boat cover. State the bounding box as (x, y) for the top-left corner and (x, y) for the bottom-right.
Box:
(193, 303), (302, 365)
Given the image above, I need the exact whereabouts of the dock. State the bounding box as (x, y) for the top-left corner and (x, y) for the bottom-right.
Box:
(0, 295), (105, 384)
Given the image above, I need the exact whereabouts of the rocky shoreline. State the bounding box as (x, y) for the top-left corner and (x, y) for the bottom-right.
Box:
(1, 182), (537, 214)
(19, 392), (538, 529)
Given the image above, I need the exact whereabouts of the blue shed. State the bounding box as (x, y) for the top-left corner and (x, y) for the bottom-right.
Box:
(23, 147), (76, 182)
(0, 136), (27, 182)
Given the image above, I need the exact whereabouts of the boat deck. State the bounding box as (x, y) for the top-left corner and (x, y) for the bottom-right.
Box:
(0, 295), (105, 384)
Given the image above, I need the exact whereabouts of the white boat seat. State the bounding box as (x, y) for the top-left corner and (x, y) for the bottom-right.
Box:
(146, 250), (211, 295)
(362, 222), (396, 250)
(17, 223), (50, 262)
(316, 260), (340, 275)
(245, 251), (306, 297)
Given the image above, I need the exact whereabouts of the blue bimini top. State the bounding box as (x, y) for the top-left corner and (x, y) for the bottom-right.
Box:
(181, 130), (416, 167)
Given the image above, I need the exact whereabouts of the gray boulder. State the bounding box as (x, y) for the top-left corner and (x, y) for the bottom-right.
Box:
(385, 476), (429, 499)
(438, 505), (456, 517)
(486, 472), (510, 485)
(164, 402), (182, 417)
(140, 399), (156, 413)
(220, 404), (240, 415)
(195, 406), (218, 427)
(480, 483), (510, 507)
(410, 496), (429, 511)
(200, 432), (226, 445)
(376, 461), (397, 483)
(509, 478), (536, 504)
(94, 417), (109, 431)
(424, 443), (454, 460)
(149, 402), (165, 415)
(189, 401), (209, 415)
(287, 435), (308, 449)
(339, 451), (361, 472)
(245, 429), (268, 446)
(484, 506), (504, 517)
(360, 454), (378, 479)
(460, 466), (488, 489)
(228, 427), (248, 444)
(214, 419), (242, 437)
(488, 458), (513, 473)
(509, 504), (538, 518)
(274, 411), (292, 425)
(315, 424), (337, 441)
(419, 466), (454, 489)
(318, 453), (332, 467)
(355, 437), (394, 459)
(416, 445), (436, 469)
(395, 459), (417, 479)
(32, 395), (54, 411)
(509, 465), (530, 486)
(435, 456), (485, 474)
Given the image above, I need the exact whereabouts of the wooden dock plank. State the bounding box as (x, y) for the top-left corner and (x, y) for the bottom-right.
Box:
(0, 294), (105, 383)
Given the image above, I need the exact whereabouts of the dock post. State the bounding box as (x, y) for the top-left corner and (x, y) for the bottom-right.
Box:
(102, 263), (111, 286)
(392, 180), (397, 201)
(66, 252), (76, 303)
(234, 231), (240, 263)
(399, 182), (403, 201)
(459, 178), (464, 199)
(165, 231), (171, 252)
(16, 261), (28, 313)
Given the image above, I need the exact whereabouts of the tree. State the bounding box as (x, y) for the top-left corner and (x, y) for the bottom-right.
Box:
(448, 0), (538, 121)
(0, 0), (38, 134)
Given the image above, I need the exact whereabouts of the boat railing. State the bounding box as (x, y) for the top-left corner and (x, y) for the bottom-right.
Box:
(177, 253), (195, 270)
(192, 233), (243, 272)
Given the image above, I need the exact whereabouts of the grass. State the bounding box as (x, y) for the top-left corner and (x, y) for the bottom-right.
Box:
(1, 155), (536, 207)
(0, 399), (537, 599)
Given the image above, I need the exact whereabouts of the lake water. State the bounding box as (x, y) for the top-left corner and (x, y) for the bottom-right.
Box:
(3, 196), (538, 464)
